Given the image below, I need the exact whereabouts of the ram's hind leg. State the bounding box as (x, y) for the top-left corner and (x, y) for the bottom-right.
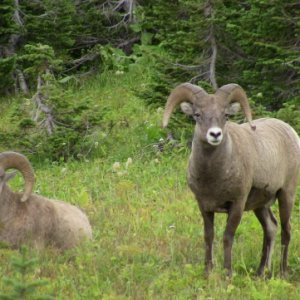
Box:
(277, 186), (296, 276)
(254, 207), (277, 276)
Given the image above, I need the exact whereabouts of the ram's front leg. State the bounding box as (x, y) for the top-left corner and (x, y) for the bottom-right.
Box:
(223, 201), (244, 277)
(200, 210), (215, 276)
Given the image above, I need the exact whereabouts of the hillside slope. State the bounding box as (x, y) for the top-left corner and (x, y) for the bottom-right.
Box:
(0, 67), (299, 299)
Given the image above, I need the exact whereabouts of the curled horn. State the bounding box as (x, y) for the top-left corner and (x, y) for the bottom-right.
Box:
(0, 152), (35, 202)
(216, 84), (256, 130)
(163, 83), (209, 128)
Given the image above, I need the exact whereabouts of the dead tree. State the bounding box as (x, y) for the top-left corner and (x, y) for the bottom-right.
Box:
(1, 0), (29, 94)
(172, 0), (219, 90)
(31, 74), (56, 135)
(205, 0), (218, 90)
(102, 0), (136, 28)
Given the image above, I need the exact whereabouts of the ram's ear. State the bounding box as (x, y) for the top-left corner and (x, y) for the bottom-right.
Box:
(180, 102), (194, 116)
(225, 102), (241, 116)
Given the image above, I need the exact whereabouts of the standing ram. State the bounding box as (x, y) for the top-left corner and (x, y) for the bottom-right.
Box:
(0, 151), (92, 250)
(163, 83), (300, 276)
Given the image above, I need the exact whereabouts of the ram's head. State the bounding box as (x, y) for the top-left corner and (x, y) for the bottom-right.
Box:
(163, 83), (255, 146)
(0, 152), (35, 202)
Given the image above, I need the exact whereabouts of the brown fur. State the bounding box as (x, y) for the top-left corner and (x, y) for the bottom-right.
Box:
(0, 174), (92, 250)
(164, 83), (300, 277)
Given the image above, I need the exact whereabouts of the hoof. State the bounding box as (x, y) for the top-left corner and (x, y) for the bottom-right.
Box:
(256, 268), (272, 279)
(224, 268), (232, 279)
(280, 270), (288, 279)
(204, 263), (214, 278)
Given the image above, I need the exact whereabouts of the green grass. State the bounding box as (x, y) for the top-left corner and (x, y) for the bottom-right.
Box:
(0, 66), (299, 299)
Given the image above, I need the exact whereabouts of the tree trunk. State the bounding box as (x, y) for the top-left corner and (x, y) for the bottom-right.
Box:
(31, 75), (56, 135)
(124, 0), (136, 23)
(205, 0), (218, 90)
(5, 0), (23, 56)
(16, 69), (29, 95)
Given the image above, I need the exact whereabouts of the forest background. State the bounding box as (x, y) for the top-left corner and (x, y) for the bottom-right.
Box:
(1, 0), (299, 159)
(0, 0), (300, 299)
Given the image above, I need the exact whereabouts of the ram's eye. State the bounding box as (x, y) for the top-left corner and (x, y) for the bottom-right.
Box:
(194, 113), (201, 118)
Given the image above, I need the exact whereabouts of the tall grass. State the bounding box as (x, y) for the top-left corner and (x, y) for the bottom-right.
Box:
(0, 66), (299, 299)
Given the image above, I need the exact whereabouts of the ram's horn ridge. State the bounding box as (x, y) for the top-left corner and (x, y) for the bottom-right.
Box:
(216, 84), (256, 130)
(162, 83), (209, 128)
(0, 151), (34, 202)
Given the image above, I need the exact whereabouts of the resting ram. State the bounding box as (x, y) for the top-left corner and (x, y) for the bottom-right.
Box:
(0, 151), (92, 250)
(163, 83), (300, 276)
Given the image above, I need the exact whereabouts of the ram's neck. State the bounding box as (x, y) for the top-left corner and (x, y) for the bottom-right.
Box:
(189, 130), (233, 180)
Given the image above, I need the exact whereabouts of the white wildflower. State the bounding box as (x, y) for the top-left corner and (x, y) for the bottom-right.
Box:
(125, 157), (133, 169)
(112, 162), (121, 171)
(117, 170), (128, 177)
(61, 167), (67, 174)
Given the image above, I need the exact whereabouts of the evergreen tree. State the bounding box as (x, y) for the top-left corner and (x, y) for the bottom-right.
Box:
(1, 0), (299, 111)
(138, 0), (300, 110)
(21, 0), (76, 52)
(221, 0), (300, 109)
(0, 247), (53, 300)
(0, 0), (20, 93)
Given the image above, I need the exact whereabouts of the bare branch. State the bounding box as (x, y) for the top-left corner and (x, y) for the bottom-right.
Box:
(190, 71), (210, 83)
(13, 0), (24, 27)
(103, 0), (136, 28)
(172, 63), (206, 71)
(65, 53), (99, 72)
(117, 36), (140, 52)
(126, 0), (136, 23)
(209, 26), (218, 90)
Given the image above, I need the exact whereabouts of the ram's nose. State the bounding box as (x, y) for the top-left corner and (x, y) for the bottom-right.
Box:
(206, 127), (223, 146)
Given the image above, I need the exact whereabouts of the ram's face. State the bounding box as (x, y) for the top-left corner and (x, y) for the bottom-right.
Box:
(181, 98), (240, 146)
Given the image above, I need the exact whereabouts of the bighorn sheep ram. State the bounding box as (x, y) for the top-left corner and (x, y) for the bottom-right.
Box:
(163, 83), (300, 276)
(0, 151), (92, 250)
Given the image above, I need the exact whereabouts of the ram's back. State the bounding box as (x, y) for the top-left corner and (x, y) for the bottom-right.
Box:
(51, 199), (92, 249)
(241, 118), (300, 192)
(0, 194), (57, 249)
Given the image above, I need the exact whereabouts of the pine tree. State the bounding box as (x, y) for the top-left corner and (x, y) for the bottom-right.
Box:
(0, 246), (53, 300)
(0, 0), (20, 93)
(137, 0), (300, 110)
(21, 0), (76, 52)
(221, 0), (300, 109)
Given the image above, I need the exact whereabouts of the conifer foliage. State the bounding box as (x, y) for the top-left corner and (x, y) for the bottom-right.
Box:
(0, 0), (299, 160)
(1, 1), (299, 107)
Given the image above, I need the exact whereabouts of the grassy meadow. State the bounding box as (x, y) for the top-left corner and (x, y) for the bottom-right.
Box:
(0, 65), (299, 299)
